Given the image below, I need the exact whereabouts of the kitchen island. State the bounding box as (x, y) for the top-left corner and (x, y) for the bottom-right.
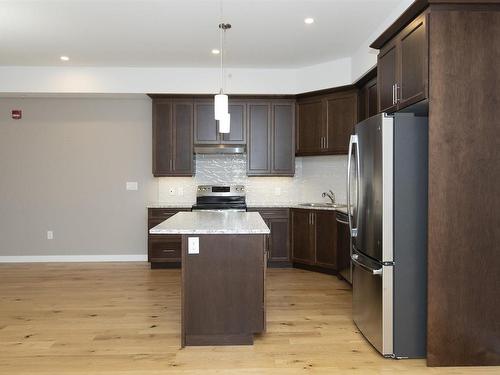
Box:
(149, 211), (270, 346)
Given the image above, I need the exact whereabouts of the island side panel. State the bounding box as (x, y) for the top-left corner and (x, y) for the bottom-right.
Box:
(181, 234), (266, 346)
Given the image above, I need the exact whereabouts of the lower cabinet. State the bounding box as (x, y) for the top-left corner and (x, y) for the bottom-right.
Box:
(291, 208), (339, 270)
(148, 208), (190, 267)
(247, 208), (291, 267)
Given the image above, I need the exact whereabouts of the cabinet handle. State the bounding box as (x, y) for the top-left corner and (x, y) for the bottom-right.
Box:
(392, 84), (395, 105)
(162, 249), (175, 253)
(395, 84), (400, 103)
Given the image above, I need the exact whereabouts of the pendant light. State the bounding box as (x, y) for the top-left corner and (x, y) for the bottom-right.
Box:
(214, 2), (231, 134)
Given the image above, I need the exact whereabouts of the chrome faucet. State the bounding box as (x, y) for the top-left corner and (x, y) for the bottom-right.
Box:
(322, 190), (336, 204)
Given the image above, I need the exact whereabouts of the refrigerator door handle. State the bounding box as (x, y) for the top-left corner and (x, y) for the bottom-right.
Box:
(351, 254), (382, 276)
(347, 134), (359, 238)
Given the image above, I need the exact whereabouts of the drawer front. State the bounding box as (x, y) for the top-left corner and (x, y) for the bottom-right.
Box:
(248, 207), (289, 219)
(148, 208), (190, 219)
(149, 236), (182, 261)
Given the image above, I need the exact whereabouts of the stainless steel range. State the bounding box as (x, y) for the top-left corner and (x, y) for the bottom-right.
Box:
(191, 185), (247, 211)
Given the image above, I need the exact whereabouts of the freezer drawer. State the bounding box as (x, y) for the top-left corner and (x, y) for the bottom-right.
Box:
(352, 250), (393, 356)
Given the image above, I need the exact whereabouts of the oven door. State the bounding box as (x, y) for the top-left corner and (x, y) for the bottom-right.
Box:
(352, 249), (393, 357)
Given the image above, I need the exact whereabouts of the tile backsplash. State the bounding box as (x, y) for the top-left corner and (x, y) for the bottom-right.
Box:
(158, 154), (347, 205)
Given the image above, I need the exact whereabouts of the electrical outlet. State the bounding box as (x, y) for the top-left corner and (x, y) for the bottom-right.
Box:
(188, 237), (199, 254)
(169, 187), (176, 196)
(274, 187), (282, 196)
(47, 231), (54, 240)
(126, 181), (138, 191)
(178, 187), (184, 196)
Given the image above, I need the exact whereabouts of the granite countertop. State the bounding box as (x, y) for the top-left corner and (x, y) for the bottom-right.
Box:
(149, 211), (270, 235)
(148, 202), (348, 214)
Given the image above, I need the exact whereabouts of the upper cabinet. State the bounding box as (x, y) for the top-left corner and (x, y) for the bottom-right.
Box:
(153, 99), (194, 177)
(358, 77), (378, 122)
(194, 99), (246, 145)
(247, 100), (295, 176)
(377, 12), (428, 113)
(296, 88), (358, 156)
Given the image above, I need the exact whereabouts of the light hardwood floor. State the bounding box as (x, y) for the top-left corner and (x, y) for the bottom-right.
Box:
(0, 263), (497, 374)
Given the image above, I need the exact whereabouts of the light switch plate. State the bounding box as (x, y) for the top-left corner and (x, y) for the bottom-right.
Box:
(188, 237), (199, 254)
(126, 182), (138, 191)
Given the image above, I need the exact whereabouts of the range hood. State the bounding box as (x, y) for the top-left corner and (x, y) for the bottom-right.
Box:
(194, 144), (246, 154)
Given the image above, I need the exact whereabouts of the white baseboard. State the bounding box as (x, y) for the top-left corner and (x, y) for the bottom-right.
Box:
(0, 254), (148, 263)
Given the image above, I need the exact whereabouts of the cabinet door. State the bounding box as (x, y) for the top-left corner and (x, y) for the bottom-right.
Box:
(325, 92), (357, 154)
(194, 100), (219, 144)
(398, 13), (428, 109)
(378, 40), (398, 113)
(367, 79), (378, 118)
(152, 100), (173, 176)
(222, 101), (246, 144)
(296, 98), (323, 154)
(247, 102), (271, 175)
(268, 217), (290, 262)
(314, 210), (338, 269)
(292, 209), (314, 264)
(171, 101), (194, 175)
(272, 101), (295, 175)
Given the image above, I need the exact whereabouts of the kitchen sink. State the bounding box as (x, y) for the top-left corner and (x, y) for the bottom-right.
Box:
(298, 202), (347, 209)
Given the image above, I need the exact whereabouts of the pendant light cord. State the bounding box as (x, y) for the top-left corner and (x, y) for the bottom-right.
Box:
(219, 0), (224, 94)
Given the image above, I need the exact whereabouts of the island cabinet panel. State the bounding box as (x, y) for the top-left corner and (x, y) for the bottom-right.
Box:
(248, 208), (290, 266)
(296, 89), (358, 156)
(194, 99), (247, 145)
(377, 11), (428, 113)
(314, 210), (338, 269)
(152, 99), (194, 177)
(147, 208), (190, 267)
(181, 234), (266, 346)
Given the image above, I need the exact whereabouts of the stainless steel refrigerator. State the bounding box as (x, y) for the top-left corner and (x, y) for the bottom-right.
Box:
(347, 113), (428, 359)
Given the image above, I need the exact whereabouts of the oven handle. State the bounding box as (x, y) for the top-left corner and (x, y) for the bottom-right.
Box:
(351, 253), (382, 276)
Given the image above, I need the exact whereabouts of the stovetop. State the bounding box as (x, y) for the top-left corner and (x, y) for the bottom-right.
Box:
(192, 184), (247, 211)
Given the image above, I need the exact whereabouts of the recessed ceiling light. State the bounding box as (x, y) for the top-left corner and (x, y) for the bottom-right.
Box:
(211, 49), (220, 55)
(60, 56), (69, 61)
(304, 17), (314, 24)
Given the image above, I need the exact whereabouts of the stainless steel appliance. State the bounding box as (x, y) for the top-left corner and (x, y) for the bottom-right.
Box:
(191, 184), (247, 211)
(347, 113), (428, 359)
(336, 210), (352, 284)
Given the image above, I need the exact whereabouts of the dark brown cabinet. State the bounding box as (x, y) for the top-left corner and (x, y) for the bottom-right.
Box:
(291, 209), (314, 264)
(296, 89), (357, 156)
(324, 92), (358, 154)
(248, 208), (290, 266)
(314, 210), (338, 269)
(153, 99), (194, 177)
(148, 208), (190, 267)
(358, 77), (378, 122)
(291, 208), (338, 270)
(296, 98), (323, 154)
(247, 100), (295, 176)
(194, 99), (246, 145)
(377, 12), (428, 113)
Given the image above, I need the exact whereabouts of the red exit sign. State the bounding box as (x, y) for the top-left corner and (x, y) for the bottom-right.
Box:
(12, 109), (22, 120)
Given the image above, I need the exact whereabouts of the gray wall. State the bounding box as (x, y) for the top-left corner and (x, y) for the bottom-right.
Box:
(0, 97), (157, 257)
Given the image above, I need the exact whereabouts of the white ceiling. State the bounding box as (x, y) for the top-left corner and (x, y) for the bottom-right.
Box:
(0, 0), (403, 69)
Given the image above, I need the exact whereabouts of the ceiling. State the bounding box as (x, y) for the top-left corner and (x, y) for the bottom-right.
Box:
(0, 0), (403, 69)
